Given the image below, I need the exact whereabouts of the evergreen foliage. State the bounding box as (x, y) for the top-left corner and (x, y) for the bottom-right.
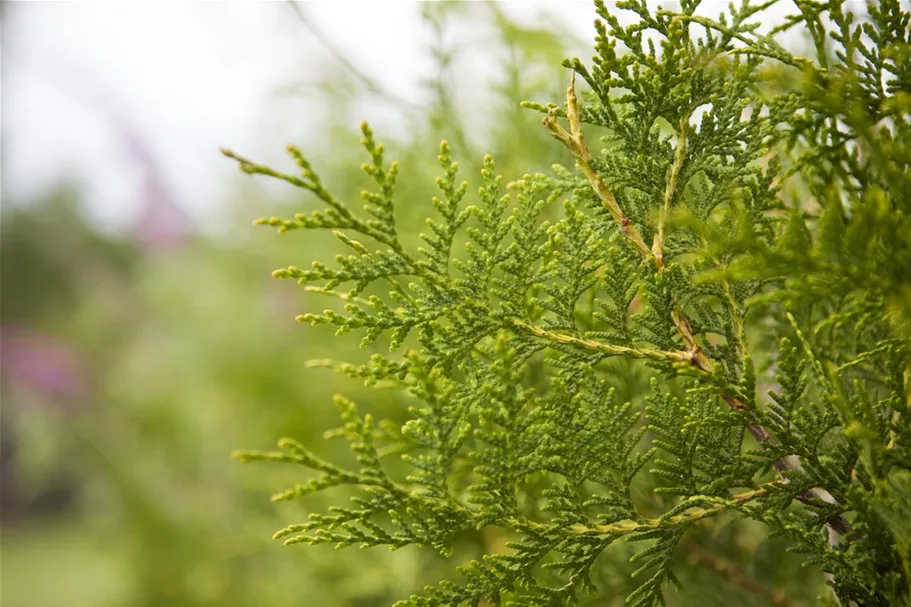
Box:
(228, 1), (911, 604)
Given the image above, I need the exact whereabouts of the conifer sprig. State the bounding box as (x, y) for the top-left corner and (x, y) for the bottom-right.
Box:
(229, 1), (910, 604)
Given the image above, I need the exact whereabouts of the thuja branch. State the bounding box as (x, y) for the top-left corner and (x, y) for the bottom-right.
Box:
(543, 76), (710, 368)
(545, 75), (851, 536)
(542, 74), (651, 258)
(241, 434), (774, 543)
(230, 4), (909, 603)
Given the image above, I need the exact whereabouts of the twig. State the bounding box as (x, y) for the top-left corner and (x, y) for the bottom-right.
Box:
(680, 539), (805, 607)
(284, 2), (416, 112)
(515, 486), (772, 538)
(513, 320), (693, 363)
(542, 74), (651, 258)
(652, 116), (688, 269)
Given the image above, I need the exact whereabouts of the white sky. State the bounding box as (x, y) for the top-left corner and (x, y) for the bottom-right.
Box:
(1, 2), (599, 232)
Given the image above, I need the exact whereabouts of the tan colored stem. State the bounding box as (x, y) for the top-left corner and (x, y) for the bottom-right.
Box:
(652, 116), (688, 269)
(513, 320), (692, 363)
(515, 486), (770, 538)
(543, 74), (651, 258)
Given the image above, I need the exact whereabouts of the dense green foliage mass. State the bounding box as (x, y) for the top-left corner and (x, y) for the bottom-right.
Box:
(230, 1), (910, 605)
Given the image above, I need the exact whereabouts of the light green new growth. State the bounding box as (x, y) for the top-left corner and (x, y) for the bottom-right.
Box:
(227, 1), (910, 605)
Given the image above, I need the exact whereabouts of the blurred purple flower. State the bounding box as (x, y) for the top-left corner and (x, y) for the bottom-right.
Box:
(134, 190), (191, 252)
(119, 122), (193, 252)
(0, 326), (87, 404)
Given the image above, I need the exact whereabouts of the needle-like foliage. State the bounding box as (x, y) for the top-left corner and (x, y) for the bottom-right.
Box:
(227, 1), (910, 604)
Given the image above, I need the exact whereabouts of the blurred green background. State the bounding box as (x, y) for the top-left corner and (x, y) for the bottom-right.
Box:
(0, 4), (581, 605)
